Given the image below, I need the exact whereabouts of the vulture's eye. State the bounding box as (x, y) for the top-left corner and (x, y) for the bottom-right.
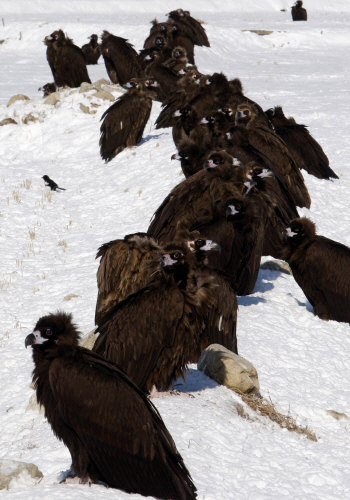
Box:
(46, 328), (52, 336)
(236, 203), (243, 210)
(195, 239), (204, 247)
(253, 169), (260, 175)
(293, 227), (300, 233)
(174, 51), (180, 57)
(172, 252), (181, 259)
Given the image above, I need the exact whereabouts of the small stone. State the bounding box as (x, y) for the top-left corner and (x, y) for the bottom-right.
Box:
(91, 90), (115, 102)
(0, 118), (17, 126)
(68, 89), (78, 95)
(260, 259), (292, 275)
(93, 78), (110, 91)
(79, 82), (95, 93)
(63, 293), (79, 301)
(79, 328), (98, 350)
(0, 459), (43, 490)
(43, 92), (61, 105)
(7, 94), (30, 107)
(22, 113), (40, 124)
(79, 103), (91, 114)
(198, 344), (260, 394)
(326, 410), (350, 421)
(26, 392), (44, 414)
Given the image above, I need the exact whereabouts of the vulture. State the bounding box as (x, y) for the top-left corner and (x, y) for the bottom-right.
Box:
(101, 31), (140, 85)
(291, 1), (307, 21)
(38, 83), (56, 96)
(235, 102), (311, 209)
(95, 233), (162, 325)
(42, 175), (66, 191)
(81, 34), (101, 65)
(99, 77), (159, 162)
(167, 9), (210, 47)
(281, 218), (350, 323)
(171, 138), (212, 178)
(143, 19), (170, 49)
(168, 23), (196, 64)
(93, 242), (216, 393)
(265, 106), (338, 180)
(44, 30), (91, 88)
(144, 50), (182, 103)
(25, 312), (197, 499)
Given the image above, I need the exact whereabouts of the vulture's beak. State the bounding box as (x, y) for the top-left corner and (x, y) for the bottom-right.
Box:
(171, 153), (181, 160)
(25, 333), (36, 348)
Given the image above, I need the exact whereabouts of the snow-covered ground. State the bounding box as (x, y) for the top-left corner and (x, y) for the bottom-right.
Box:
(0, 1), (350, 498)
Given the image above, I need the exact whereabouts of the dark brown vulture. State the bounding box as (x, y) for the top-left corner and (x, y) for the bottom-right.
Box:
(143, 19), (171, 49)
(281, 218), (350, 323)
(93, 243), (215, 393)
(25, 312), (197, 499)
(99, 77), (159, 162)
(101, 31), (140, 85)
(291, 1), (307, 21)
(171, 138), (212, 178)
(81, 34), (101, 65)
(95, 232), (162, 325)
(168, 9), (210, 47)
(168, 22), (196, 64)
(38, 82), (56, 96)
(44, 30), (91, 88)
(235, 102), (311, 209)
(265, 106), (338, 180)
(144, 51), (181, 103)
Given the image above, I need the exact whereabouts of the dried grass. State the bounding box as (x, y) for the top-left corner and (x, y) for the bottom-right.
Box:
(238, 391), (317, 442)
(19, 179), (32, 189)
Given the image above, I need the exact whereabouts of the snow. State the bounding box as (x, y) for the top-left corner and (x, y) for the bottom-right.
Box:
(0, 0), (350, 498)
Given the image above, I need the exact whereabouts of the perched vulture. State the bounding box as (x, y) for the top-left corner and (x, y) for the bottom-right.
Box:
(81, 34), (101, 65)
(168, 22), (196, 64)
(38, 82), (56, 96)
(93, 242), (216, 392)
(101, 31), (140, 85)
(144, 51), (181, 103)
(99, 77), (159, 162)
(171, 138), (212, 178)
(291, 1), (307, 21)
(265, 106), (338, 180)
(95, 233), (162, 324)
(143, 19), (170, 49)
(25, 312), (197, 499)
(44, 30), (91, 88)
(235, 103), (311, 209)
(281, 218), (350, 323)
(168, 9), (210, 47)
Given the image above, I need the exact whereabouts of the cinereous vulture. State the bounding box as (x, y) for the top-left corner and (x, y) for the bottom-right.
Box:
(291, 1), (307, 21)
(81, 34), (101, 65)
(25, 311), (197, 499)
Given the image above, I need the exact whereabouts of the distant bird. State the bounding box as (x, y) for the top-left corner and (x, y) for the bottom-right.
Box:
(235, 102), (311, 209)
(101, 31), (140, 85)
(81, 34), (101, 65)
(25, 311), (197, 499)
(265, 106), (338, 180)
(167, 9), (210, 47)
(99, 77), (159, 162)
(281, 218), (350, 323)
(44, 30), (91, 87)
(95, 233), (162, 325)
(291, 1), (307, 21)
(42, 175), (66, 191)
(93, 242), (215, 393)
(38, 83), (56, 96)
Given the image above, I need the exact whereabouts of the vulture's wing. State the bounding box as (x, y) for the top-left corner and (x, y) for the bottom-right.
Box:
(93, 282), (185, 389)
(49, 348), (197, 499)
(59, 44), (91, 87)
(307, 238), (350, 322)
(102, 37), (140, 85)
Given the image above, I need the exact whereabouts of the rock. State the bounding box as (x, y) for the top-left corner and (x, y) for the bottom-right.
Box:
(0, 459), (43, 490)
(7, 94), (30, 107)
(43, 92), (60, 105)
(79, 82), (95, 93)
(93, 78), (110, 91)
(326, 410), (350, 421)
(260, 259), (292, 275)
(68, 89), (78, 95)
(22, 113), (41, 124)
(79, 103), (91, 114)
(198, 344), (260, 394)
(91, 90), (115, 102)
(242, 29), (274, 36)
(79, 327), (98, 350)
(0, 118), (17, 126)
(26, 392), (45, 414)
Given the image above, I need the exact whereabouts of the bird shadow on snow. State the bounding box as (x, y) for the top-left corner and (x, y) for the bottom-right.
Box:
(173, 367), (219, 394)
(139, 133), (166, 145)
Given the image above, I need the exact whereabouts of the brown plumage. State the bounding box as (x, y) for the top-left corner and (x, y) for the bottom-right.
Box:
(168, 9), (210, 47)
(93, 243), (215, 392)
(95, 233), (162, 325)
(144, 51), (181, 103)
(99, 77), (159, 162)
(265, 106), (338, 180)
(25, 312), (197, 499)
(81, 34), (101, 65)
(44, 30), (91, 88)
(236, 103), (311, 209)
(38, 83), (56, 96)
(281, 218), (350, 322)
(168, 23), (196, 64)
(291, 1), (307, 21)
(101, 31), (140, 85)
(143, 19), (171, 49)
(171, 138), (212, 178)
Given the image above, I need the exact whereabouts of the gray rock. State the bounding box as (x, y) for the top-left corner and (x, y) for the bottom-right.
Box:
(198, 344), (260, 394)
(43, 92), (61, 105)
(79, 103), (92, 114)
(79, 82), (95, 93)
(0, 459), (43, 489)
(91, 90), (115, 102)
(93, 78), (110, 91)
(260, 259), (292, 275)
(0, 118), (17, 126)
(7, 94), (30, 107)
(79, 327), (98, 350)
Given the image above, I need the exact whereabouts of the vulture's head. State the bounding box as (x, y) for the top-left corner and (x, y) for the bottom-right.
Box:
(294, 1), (303, 7)
(171, 151), (187, 161)
(187, 238), (221, 257)
(204, 151), (242, 170)
(205, 73), (229, 90)
(235, 104), (258, 127)
(89, 34), (99, 45)
(44, 30), (65, 45)
(159, 246), (187, 271)
(217, 107), (233, 117)
(265, 106), (285, 121)
(282, 218), (316, 245)
(38, 83), (56, 96)
(172, 106), (191, 118)
(154, 36), (165, 48)
(225, 199), (246, 221)
(247, 163), (275, 188)
(25, 312), (80, 350)
(198, 115), (215, 126)
(172, 46), (187, 59)
(144, 78), (160, 88)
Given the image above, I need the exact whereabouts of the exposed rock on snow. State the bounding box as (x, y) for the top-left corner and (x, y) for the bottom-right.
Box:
(26, 392), (44, 414)
(7, 94), (30, 107)
(43, 92), (61, 105)
(326, 410), (350, 420)
(0, 118), (17, 126)
(91, 90), (115, 102)
(198, 344), (260, 394)
(79, 82), (95, 93)
(0, 459), (43, 490)
(260, 259), (292, 275)
(79, 327), (98, 350)
(79, 103), (96, 115)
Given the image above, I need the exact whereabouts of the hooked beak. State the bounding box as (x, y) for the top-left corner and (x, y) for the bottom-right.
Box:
(160, 254), (177, 267)
(226, 205), (239, 217)
(244, 180), (257, 194)
(149, 80), (160, 87)
(199, 117), (210, 124)
(257, 169), (275, 179)
(282, 227), (298, 240)
(25, 330), (48, 348)
(204, 159), (216, 169)
(123, 82), (133, 89)
(25, 333), (35, 348)
(171, 153), (181, 160)
(202, 240), (221, 252)
(173, 110), (182, 117)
